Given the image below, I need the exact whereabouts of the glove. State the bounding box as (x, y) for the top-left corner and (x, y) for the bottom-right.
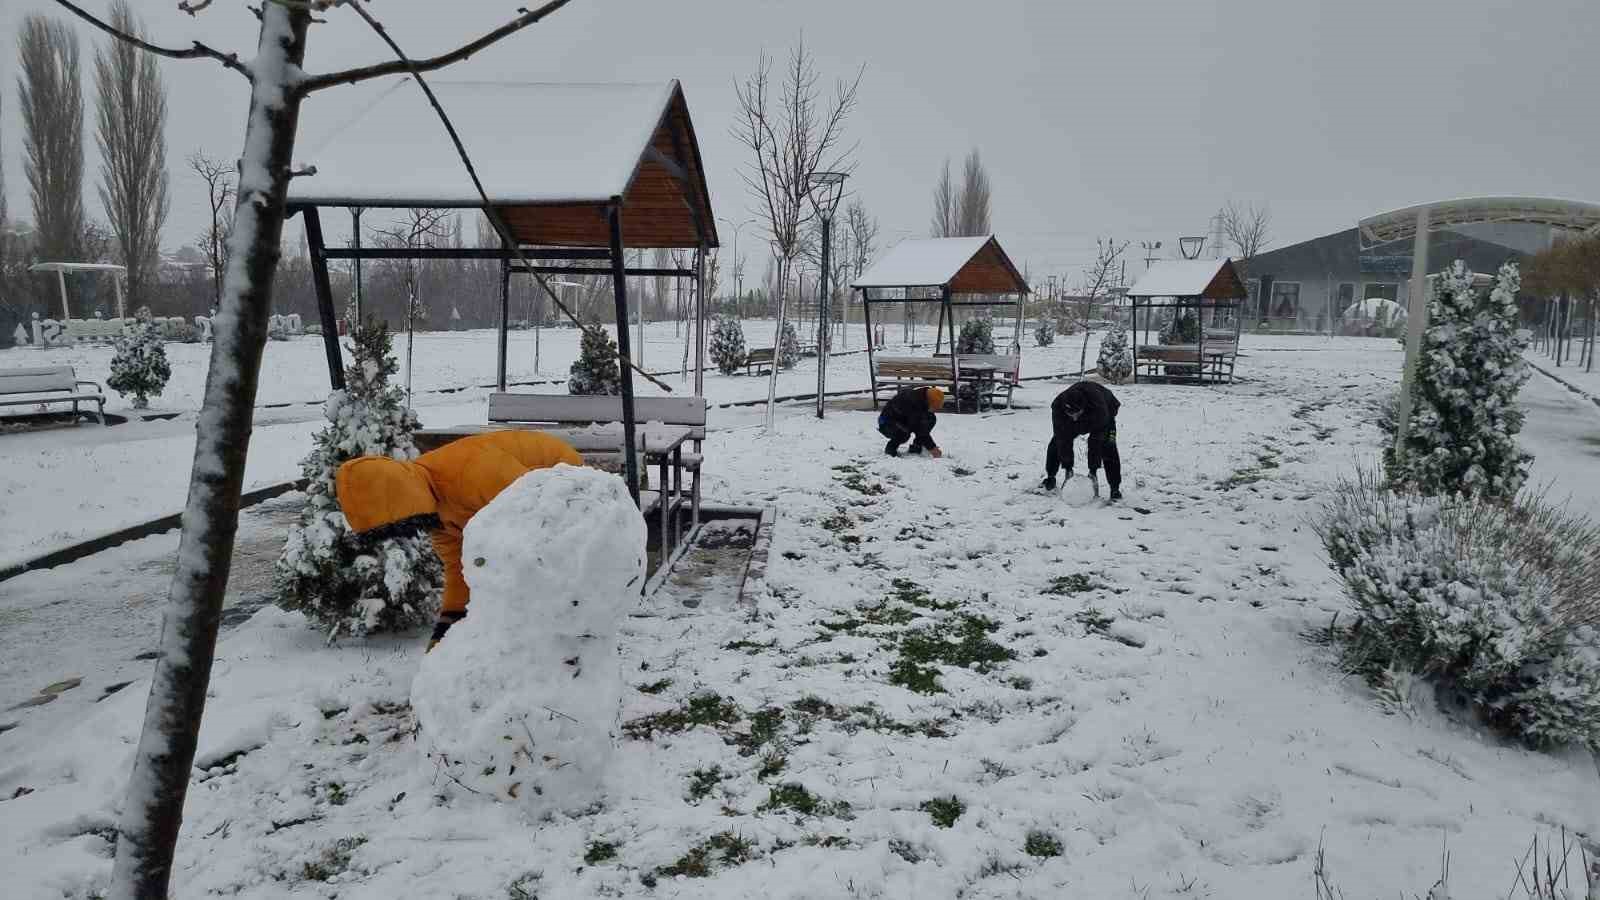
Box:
(426, 610), (466, 652)
(929, 447), (943, 459)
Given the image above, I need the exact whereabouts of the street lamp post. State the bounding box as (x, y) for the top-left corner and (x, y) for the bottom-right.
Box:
(807, 172), (848, 419)
(544, 279), (585, 374)
(717, 216), (757, 315)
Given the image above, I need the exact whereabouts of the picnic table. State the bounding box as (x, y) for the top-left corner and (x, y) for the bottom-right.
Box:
(412, 422), (695, 559)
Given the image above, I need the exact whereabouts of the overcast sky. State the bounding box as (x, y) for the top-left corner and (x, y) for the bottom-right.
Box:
(2, 0), (1596, 285)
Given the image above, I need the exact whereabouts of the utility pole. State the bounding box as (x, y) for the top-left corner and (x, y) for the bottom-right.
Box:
(1141, 240), (1163, 270)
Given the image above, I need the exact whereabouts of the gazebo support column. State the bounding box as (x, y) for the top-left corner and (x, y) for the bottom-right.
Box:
(695, 244), (706, 397)
(943, 287), (957, 402)
(607, 204), (641, 505)
(863, 289), (880, 409)
(496, 234), (510, 392)
(302, 207), (346, 391)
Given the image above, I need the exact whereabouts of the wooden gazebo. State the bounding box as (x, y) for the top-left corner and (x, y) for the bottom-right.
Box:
(1124, 258), (1247, 385)
(285, 77), (718, 496)
(852, 235), (1031, 408)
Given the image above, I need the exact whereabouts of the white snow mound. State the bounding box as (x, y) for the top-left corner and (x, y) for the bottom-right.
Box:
(410, 464), (646, 815)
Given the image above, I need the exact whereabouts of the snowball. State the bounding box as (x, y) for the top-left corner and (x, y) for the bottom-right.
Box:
(411, 465), (647, 816)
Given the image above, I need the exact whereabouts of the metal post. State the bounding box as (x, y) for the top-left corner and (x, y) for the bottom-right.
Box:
(695, 244), (707, 397)
(863, 288), (881, 410)
(816, 214), (832, 419)
(944, 287), (957, 400)
(607, 205), (641, 504)
(56, 269), (70, 320)
(1394, 207), (1432, 454)
(497, 234), (510, 391)
(351, 207), (364, 323)
(303, 207), (346, 391)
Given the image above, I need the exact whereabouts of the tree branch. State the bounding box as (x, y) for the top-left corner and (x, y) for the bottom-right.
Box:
(298, 0), (573, 94)
(50, 0), (251, 79)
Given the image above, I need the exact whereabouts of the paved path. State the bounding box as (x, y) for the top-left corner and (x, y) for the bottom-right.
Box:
(1520, 368), (1600, 517)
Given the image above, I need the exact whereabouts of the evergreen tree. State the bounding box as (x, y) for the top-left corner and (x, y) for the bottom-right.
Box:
(1034, 317), (1055, 347)
(106, 308), (170, 409)
(1389, 261), (1531, 498)
(1097, 323), (1132, 383)
(709, 313), (747, 375)
(956, 316), (996, 354)
(274, 320), (441, 638)
(778, 320), (801, 370)
(569, 326), (622, 395)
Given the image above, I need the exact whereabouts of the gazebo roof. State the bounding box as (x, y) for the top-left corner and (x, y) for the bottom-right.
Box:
(287, 78), (717, 249)
(1358, 196), (1600, 248)
(1125, 258), (1247, 302)
(852, 235), (1030, 294)
(28, 262), (126, 274)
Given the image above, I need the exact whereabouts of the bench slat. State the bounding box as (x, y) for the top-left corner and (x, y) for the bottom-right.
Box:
(0, 366), (79, 395)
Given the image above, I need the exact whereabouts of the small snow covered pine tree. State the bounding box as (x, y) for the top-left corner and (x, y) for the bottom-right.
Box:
(106, 309), (171, 409)
(710, 313), (747, 375)
(274, 319), (441, 638)
(1389, 261), (1532, 499)
(1034, 317), (1055, 347)
(957, 316), (996, 354)
(778, 319), (801, 370)
(569, 326), (622, 395)
(1097, 323), (1132, 383)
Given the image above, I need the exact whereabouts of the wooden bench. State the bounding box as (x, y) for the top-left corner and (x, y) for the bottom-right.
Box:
(486, 393), (706, 532)
(0, 366), (106, 425)
(871, 356), (954, 401)
(957, 353), (1021, 409)
(745, 347), (776, 376)
(1135, 342), (1239, 383)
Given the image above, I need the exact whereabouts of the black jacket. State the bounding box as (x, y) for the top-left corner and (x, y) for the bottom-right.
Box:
(1051, 382), (1119, 439)
(881, 387), (939, 449)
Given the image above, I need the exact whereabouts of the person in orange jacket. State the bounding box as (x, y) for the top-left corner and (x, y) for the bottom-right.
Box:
(335, 429), (584, 648)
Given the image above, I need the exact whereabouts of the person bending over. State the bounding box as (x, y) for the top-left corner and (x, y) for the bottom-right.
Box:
(879, 386), (945, 458)
(1041, 381), (1122, 500)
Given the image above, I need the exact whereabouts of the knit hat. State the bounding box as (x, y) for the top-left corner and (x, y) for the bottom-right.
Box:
(926, 387), (946, 411)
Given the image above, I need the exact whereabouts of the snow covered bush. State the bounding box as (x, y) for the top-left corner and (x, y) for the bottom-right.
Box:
(569, 326), (622, 395)
(710, 314), (747, 375)
(1315, 470), (1600, 747)
(1034, 317), (1055, 347)
(1388, 262), (1531, 500)
(778, 319), (801, 370)
(957, 316), (996, 355)
(106, 310), (171, 409)
(413, 465), (646, 814)
(1097, 324), (1132, 383)
(274, 320), (441, 638)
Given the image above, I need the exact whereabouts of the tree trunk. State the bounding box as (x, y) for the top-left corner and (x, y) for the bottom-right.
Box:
(109, 8), (309, 899)
(764, 256), (789, 432)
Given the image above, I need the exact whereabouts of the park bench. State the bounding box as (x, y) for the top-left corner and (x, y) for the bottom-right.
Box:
(1135, 340), (1239, 383)
(0, 366), (106, 425)
(871, 356), (954, 402)
(955, 353), (1021, 409)
(745, 347), (776, 376)
(485, 392), (706, 529)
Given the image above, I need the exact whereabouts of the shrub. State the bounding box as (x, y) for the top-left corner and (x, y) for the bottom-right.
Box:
(1034, 318), (1055, 347)
(106, 313), (171, 410)
(778, 320), (800, 370)
(1315, 470), (1600, 746)
(1388, 261), (1531, 499)
(957, 316), (996, 355)
(274, 320), (442, 638)
(569, 326), (622, 395)
(710, 314), (747, 375)
(1097, 324), (1132, 383)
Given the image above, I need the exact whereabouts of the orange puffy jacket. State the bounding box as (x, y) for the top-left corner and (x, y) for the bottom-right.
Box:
(335, 430), (583, 615)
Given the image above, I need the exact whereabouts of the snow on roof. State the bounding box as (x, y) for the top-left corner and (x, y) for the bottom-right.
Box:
(1358, 196), (1600, 247)
(28, 262), (126, 273)
(286, 79), (679, 207)
(1124, 259), (1232, 298)
(852, 236), (994, 288)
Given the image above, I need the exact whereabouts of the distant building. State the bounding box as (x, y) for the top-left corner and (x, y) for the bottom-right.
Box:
(1242, 223), (1540, 331)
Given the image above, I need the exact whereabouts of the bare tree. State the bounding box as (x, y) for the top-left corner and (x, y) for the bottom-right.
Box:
(1220, 200), (1271, 279)
(732, 36), (862, 430)
(930, 157), (956, 238)
(94, 0), (170, 310)
(49, 2), (584, 896)
(1076, 237), (1129, 374)
(19, 14), (85, 264)
(187, 151), (234, 309)
(956, 147), (991, 237)
(373, 207), (449, 403)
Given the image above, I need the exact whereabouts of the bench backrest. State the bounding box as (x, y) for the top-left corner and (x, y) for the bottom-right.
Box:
(957, 354), (1022, 382)
(873, 356), (954, 380)
(489, 392), (707, 438)
(746, 348), (776, 361)
(0, 366), (77, 395)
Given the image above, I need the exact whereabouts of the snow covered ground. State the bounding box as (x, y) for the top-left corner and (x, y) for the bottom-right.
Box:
(1525, 344), (1600, 406)
(4, 336), (1600, 898)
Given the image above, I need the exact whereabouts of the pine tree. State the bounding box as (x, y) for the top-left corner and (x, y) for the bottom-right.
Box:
(778, 319), (801, 370)
(709, 313), (747, 375)
(274, 319), (441, 638)
(1034, 317), (1055, 347)
(1389, 261), (1532, 498)
(569, 326), (622, 395)
(1097, 323), (1132, 383)
(957, 316), (996, 354)
(106, 308), (170, 409)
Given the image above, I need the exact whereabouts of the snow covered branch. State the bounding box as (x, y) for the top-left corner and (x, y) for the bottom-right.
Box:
(297, 0), (573, 93)
(51, 0), (252, 79)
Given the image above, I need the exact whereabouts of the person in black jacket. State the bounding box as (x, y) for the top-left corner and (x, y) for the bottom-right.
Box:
(1041, 381), (1122, 500)
(878, 386), (945, 458)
